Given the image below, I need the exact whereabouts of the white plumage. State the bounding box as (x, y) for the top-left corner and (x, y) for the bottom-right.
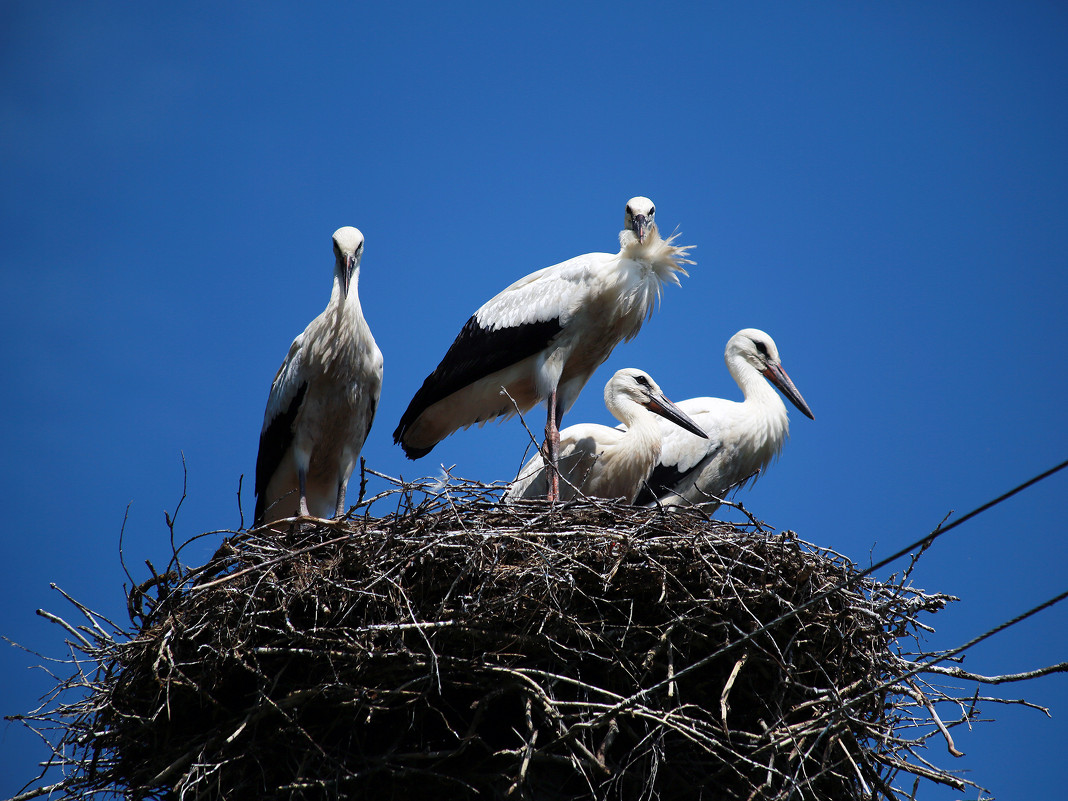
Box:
(634, 329), (814, 510)
(254, 226), (384, 525)
(506, 368), (707, 503)
(393, 197), (692, 499)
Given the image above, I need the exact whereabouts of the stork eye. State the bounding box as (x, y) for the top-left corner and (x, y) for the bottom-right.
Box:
(755, 341), (769, 356)
(648, 206), (655, 215)
(635, 375), (650, 387)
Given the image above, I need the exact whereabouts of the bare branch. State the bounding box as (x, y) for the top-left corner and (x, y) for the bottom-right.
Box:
(6, 473), (1060, 801)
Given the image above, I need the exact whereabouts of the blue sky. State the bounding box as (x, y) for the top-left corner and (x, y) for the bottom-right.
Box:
(2, 3), (1066, 798)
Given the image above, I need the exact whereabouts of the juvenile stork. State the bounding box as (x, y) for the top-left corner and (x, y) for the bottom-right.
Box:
(393, 197), (693, 500)
(506, 369), (707, 503)
(633, 328), (814, 510)
(254, 226), (384, 525)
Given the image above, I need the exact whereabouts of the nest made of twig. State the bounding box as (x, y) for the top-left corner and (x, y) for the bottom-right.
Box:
(10, 477), (1031, 801)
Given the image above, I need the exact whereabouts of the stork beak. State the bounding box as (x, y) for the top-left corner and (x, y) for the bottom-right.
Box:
(339, 254), (356, 299)
(646, 392), (709, 439)
(634, 215), (650, 244)
(763, 363), (815, 420)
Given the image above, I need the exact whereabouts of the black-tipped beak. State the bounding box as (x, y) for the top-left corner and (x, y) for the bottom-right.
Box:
(634, 215), (650, 244)
(339, 254), (356, 299)
(763, 363), (815, 420)
(646, 392), (708, 438)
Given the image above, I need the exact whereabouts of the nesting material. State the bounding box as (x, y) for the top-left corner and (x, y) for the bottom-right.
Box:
(8, 478), (1045, 800)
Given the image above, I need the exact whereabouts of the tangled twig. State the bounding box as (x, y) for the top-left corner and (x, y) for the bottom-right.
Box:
(5, 475), (1063, 801)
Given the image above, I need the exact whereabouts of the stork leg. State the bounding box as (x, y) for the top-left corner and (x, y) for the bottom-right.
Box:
(297, 467), (311, 517)
(544, 390), (561, 502)
(335, 479), (348, 519)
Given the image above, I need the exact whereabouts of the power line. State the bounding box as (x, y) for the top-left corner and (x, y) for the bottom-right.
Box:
(903, 456), (1068, 547)
(584, 457), (1068, 725)
(863, 586), (1068, 705)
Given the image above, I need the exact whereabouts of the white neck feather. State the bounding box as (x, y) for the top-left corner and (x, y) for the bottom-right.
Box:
(731, 357), (791, 467)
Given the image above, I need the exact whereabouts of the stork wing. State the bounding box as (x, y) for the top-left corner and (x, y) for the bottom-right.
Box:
(394, 314), (563, 440)
(474, 255), (605, 328)
(393, 255), (607, 451)
(254, 337), (308, 519)
(506, 425), (606, 501)
(354, 350), (384, 453)
(630, 402), (724, 505)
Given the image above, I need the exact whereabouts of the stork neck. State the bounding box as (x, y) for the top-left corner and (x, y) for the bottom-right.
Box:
(615, 403), (664, 448)
(331, 270), (363, 315)
(726, 356), (791, 467)
(618, 226), (691, 294)
(619, 228), (662, 261)
(731, 357), (787, 412)
(306, 271), (370, 374)
(622, 408), (666, 476)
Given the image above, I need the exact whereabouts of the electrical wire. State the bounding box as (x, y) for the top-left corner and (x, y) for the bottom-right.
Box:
(588, 457), (1068, 723)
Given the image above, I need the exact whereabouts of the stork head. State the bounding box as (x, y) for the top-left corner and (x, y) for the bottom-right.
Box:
(606, 368), (708, 438)
(331, 226), (365, 299)
(726, 329), (815, 420)
(623, 196), (657, 245)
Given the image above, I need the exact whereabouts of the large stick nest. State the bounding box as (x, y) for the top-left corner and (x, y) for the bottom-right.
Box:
(9, 477), (1053, 800)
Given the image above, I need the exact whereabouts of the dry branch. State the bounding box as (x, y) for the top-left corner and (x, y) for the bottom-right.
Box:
(5, 476), (1063, 801)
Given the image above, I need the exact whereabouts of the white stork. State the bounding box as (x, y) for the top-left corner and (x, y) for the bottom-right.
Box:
(254, 226), (384, 525)
(505, 368), (708, 503)
(393, 197), (693, 500)
(632, 328), (814, 510)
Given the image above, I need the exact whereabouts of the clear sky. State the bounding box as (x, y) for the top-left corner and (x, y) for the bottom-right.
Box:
(2, 3), (1066, 798)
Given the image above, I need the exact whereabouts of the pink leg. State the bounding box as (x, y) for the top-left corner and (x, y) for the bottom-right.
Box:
(544, 390), (561, 501)
(335, 479), (348, 519)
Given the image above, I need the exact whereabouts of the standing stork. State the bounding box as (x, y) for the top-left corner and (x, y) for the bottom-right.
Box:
(506, 369), (708, 503)
(633, 328), (814, 510)
(254, 226), (384, 525)
(393, 197), (693, 500)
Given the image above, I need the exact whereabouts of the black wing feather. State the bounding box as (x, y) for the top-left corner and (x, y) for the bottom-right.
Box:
(634, 462), (691, 506)
(393, 314), (564, 452)
(635, 441), (728, 507)
(253, 381), (308, 523)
